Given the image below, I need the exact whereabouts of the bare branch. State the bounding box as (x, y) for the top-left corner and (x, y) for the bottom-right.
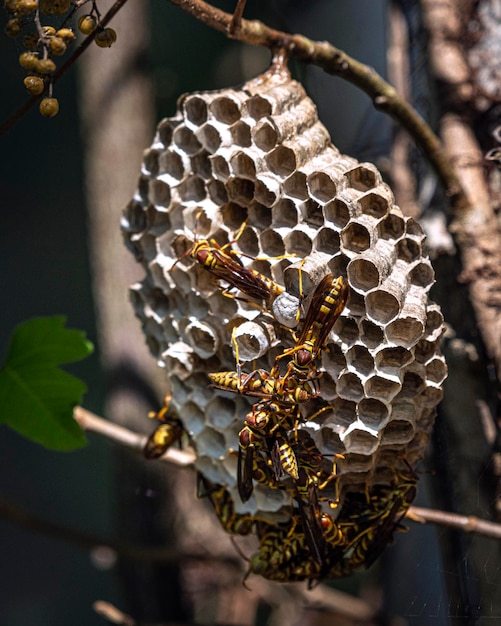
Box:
(408, 506), (501, 540)
(74, 406), (501, 542)
(73, 406), (196, 466)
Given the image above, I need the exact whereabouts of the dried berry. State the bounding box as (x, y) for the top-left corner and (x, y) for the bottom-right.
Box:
(23, 32), (39, 50)
(18, 51), (38, 70)
(94, 27), (117, 48)
(56, 28), (75, 44)
(48, 36), (66, 55)
(23, 75), (44, 95)
(16, 0), (37, 14)
(78, 15), (97, 35)
(39, 97), (59, 117)
(40, 0), (70, 14)
(36, 58), (57, 74)
(42, 25), (56, 37)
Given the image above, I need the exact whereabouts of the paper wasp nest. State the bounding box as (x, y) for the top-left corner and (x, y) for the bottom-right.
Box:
(122, 64), (447, 520)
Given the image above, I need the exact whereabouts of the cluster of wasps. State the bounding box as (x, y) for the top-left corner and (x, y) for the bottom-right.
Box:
(143, 215), (418, 584)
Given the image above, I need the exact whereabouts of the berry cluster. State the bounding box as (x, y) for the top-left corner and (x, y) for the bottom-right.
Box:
(3, 0), (117, 117)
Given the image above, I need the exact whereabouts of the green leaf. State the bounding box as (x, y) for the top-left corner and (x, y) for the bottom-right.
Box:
(0, 316), (94, 450)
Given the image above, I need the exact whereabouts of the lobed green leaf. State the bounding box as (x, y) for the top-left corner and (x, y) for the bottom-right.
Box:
(0, 316), (94, 450)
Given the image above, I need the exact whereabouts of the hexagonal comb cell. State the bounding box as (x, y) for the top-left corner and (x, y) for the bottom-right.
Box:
(122, 63), (446, 527)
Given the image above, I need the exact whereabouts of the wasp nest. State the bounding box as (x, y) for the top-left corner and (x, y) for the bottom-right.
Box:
(122, 64), (447, 521)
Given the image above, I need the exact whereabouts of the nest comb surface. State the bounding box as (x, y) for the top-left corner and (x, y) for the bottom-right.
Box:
(122, 65), (447, 519)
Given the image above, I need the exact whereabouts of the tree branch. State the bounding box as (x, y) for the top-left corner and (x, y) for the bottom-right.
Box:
(74, 405), (501, 542)
(409, 505), (501, 540)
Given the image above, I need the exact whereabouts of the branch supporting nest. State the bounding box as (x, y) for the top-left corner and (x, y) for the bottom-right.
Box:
(73, 405), (501, 542)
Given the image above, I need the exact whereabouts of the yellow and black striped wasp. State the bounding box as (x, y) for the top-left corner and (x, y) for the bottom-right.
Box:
(247, 514), (329, 583)
(172, 211), (286, 309)
(246, 517), (311, 582)
(208, 320), (319, 412)
(197, 474), (254, 536)
(208, 368), (319, 406)
(143, 392), (185, 460)
(237, 423), (298, 502)
(270, 273), (349, 385)
(237, 400), (302, 502)
(326, 464), (418, 577)
(291, 429), (346, 565)
(247, 511), (356, 584)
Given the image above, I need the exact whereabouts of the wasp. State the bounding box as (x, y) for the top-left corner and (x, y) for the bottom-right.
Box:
(238, 400), (303, 502)
(247, 517), (322, 583)
(172, 212), (285, 308)
(143, 392), (185, 460)
(293, 465), (327, 565)
(237, 420), (299, 503)
(197, 474), (254, 536)
(320, 513), (347, 548)
(271, 273), (349, 384)
(208, 368), (319, 406)
(249, 452), (284, 491)
(327, 464), (418, 577)
(291, 430), (346, 564)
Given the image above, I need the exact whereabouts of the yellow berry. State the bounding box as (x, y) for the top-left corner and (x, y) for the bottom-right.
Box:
(24, 75), (45, 95)
(94, 27), (117, 48)
(42, 25), (56, 36)
(4, 17), (21, 37)
(39, 97), (59, 117)
(23, 32), (39, 49)
(19, 51), (38, 69)
(36, 58), (56, 74)
(49, 36), (66, 55)
(78, 14), (96, 35)
(16, 0), (37, 13)
(56, 27), (74, 44)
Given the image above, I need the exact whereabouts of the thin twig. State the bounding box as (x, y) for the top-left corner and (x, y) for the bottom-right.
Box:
(0, 0), (130, 137)
(73, 406), (196, 466)
(228, 0), (247, 36)
(408, 506), (501, 540)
